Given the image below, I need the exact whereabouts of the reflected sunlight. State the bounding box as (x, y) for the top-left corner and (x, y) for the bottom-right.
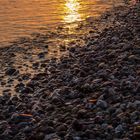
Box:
(64, 0), (81, 23)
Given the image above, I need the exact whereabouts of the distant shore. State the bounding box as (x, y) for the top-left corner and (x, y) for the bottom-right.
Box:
(0, 4), (140, 140)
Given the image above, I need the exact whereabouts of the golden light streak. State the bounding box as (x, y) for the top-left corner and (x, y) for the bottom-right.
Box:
(64, 0), (81, 23)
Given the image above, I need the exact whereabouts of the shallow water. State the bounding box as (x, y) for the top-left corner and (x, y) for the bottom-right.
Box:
(0, 0), (124, 44)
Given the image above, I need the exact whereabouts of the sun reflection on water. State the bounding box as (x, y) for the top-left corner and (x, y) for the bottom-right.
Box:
(64, 0), (81, 23)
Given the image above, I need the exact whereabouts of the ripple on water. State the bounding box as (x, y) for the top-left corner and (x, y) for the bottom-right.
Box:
(0, 0), (124, 44)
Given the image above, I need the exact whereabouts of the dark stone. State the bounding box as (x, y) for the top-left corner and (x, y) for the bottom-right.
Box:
(51, 97), (60, 103)
(83, 129), (95, 139)
(44, 126), (55, 134)
(69, 47), (75, 53)
(96, 100), (108, 109)
(0, 121), (8, 133)
(77, 109), (87, 119)
(43, 133), (60, 140)
(46, 104), (55, 112)
(8, 105), (16, 113)
(134, 125), (140, 139)
(5, 68), (19, 76)
(22, 74), (31, 80)
(32, 62), (39, 68)
(34, 132), (45, 140)
(38, 52), (45, 59)
(72, 119), (83, 131)
(57, 131), (67, 137)
(18, 122), (31, 129)
(41, 63), (47, 68)
(56, 124), (67, 132)
(23, 126), (33, 133)
(15, 83), (25, 92)
(43, 45), (48, 49)
(10, 113), (33, 124)
(21, 86), (34, 93)
(115, 124), (124, 138)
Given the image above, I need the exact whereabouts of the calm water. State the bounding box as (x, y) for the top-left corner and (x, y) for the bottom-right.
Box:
(0, 0), (124, 44)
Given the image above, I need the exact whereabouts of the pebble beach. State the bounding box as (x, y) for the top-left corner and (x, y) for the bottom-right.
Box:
(0, 3), (140, 140)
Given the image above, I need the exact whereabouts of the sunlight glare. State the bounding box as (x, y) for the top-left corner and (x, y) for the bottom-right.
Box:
(64, 0), (81, 23)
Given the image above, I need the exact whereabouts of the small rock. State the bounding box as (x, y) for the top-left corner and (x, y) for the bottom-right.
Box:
(15, 83), (25, 92)
(41, 63), (47, 68)
(72, 119), (82, 131)
(77, 109), (87, 119)
(96, 99), (108, 109)
(128, 55), (136, 60)
(56, 124), (67, 132)
(73, 137), (81, 140)
(43, 45), (49, 49)
(5, 68), (19, 76)
(111, 36), (119, 42)
(32, 62), (40, 68)
(94, 116), (104, 124)
(115, 124), (124, 134)
(8, 105), (16, 113)
(98, 62), (106, 68)
(18, 122), (31, 129)
(134, 100), (140, 107)
(23, 126), (32, 133)
(43, 133), (61, 140)
(21, 86), (34, 93)
(134, 125), (140, 139)
(45, 126), (55, 134)
(22, 74), (31, 80)
(38, 52), (45, 59)
(11, 113), (33, 123)
(0, 121), (9, 132)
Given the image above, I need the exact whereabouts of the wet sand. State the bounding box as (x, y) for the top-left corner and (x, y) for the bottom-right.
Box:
(0, 3), (140, 140)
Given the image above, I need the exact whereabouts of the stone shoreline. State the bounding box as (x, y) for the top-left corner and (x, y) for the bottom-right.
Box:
(0, 4), (140, 140)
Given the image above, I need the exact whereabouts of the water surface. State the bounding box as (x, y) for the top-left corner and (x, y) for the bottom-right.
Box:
(0, 0), (124, 44)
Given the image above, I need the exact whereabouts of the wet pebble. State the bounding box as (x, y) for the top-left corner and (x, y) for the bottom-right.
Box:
(38, 52), (46, 59)
(5, 68), (19, 76)
(96, 99), (108, 109)
(72, 119), (83, 131)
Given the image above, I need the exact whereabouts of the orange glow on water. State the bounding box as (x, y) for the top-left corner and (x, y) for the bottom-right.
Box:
(0, 0), (124, 44)
(64, 0), (81, 23)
